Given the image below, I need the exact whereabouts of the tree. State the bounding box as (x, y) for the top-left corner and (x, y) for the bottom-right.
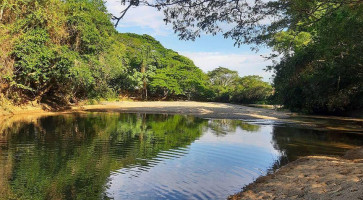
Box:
(116, 33), (211, 100)
(0, 0), (122, 105)
(0, 0), (214, 104)
(208, 67), (239, 87)
(272, 5), (363, 114)
(207, 67), (238, 102)
(113, 0), (362, 114)
(231, 75), (273, 104)
(206, 68), (272, 104)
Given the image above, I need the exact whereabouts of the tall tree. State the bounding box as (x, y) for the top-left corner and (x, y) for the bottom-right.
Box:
(208, 67), (239, 87)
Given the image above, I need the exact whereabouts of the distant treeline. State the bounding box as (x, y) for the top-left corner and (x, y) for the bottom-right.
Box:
(0, 0), (272, 107)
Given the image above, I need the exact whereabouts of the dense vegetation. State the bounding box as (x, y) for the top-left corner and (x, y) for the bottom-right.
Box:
(0, 0), (207, 104)
(208, 67), (272, 104)
(125, 0), (362, 114)
(269, 4), (363, 114)
(0, 0), (272, 108)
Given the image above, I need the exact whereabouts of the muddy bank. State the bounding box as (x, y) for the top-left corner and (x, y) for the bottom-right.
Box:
(229, 147), (363, 200)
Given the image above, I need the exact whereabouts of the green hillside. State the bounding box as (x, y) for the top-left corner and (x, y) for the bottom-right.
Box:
(0, 0), (272, 107)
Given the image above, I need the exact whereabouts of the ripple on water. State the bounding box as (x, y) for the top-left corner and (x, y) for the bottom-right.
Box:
(2, 113), (363, 200)
(106, 130), (280, 200)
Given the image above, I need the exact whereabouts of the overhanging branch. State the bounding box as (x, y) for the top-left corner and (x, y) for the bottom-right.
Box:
(112, 4), (132, 27)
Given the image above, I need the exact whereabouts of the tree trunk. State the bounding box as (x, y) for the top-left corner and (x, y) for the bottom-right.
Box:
(162, 90), (169, 100)
(141, 63), (147, 100)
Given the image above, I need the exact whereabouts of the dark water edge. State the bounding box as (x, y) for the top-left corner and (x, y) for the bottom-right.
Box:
(0, 112), (362, 200)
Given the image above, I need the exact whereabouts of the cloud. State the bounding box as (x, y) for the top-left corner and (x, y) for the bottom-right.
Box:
(104, 0), (275, 36)
(105, 0), (171, 36)
(104, 1), (275, 82)
(180, 52), (274, 82)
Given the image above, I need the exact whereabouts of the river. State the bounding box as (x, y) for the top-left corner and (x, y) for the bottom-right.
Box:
(0, 112), (362, 199)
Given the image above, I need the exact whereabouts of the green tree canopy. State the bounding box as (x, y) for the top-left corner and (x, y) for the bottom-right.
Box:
(112, 0), (362, 114)
(0, 0), (216, 104)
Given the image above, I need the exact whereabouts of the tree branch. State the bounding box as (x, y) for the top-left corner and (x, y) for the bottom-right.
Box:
(112, 4), (133, 27)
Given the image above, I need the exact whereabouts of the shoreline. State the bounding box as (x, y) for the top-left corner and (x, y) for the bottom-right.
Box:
(228, 147), (363, 200)
(1, 101), (363, 199)
(1, 101), (362, 133)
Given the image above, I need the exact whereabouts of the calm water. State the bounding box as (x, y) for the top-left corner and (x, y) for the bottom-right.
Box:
(1, 113), (362, 200)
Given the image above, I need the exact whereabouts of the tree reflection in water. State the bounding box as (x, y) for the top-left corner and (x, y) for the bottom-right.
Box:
(0, 113), (362, 199)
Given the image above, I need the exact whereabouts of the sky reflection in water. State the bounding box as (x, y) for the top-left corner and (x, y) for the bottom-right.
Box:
(1, 113), (362, 200)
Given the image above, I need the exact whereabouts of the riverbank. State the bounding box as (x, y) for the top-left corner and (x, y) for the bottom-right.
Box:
(1, 101), (363, 199)
(0, 100), (290, 123)
(74, 101), (291, 120)
(1, 101), (362, 132)
(229, 147), (363, 200)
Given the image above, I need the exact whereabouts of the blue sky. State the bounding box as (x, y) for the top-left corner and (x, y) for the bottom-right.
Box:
(106, 1), (274, 82)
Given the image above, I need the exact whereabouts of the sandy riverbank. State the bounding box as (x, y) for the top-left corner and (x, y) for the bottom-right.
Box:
(1, 101), (362, 132)
(74, 101), (292, 119)
(0, 101), (291, 125)
(229, 147), (363, 200)
(1, 101), (363, 199)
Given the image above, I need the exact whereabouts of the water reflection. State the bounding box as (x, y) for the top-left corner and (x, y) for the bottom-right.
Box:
(0, 113), (362, 200)
(208, 119), (260, 136)
(271, 126), (363, 165)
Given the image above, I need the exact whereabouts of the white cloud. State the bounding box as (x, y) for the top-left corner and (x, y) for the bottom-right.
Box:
(180, 52), (274, 82)
(105, 0), (171, 36)
(104, 0), (275, 36)
(105, 1), (275, 82)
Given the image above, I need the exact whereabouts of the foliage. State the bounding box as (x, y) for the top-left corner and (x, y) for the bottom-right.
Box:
(207, 67), (238, 102)
(12, 29), (73, 101)
(0, 0), (119, 104)
(0, 0), (220, 104)
(112, 0), (363, 114)
(208, 67), (239, 87)
(232, 76), (273, 104)
(271, 4), (363, 114)
(207, 67), (273, 103)
(115, 0), (358, 46)
(115, 33), (212, 100)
